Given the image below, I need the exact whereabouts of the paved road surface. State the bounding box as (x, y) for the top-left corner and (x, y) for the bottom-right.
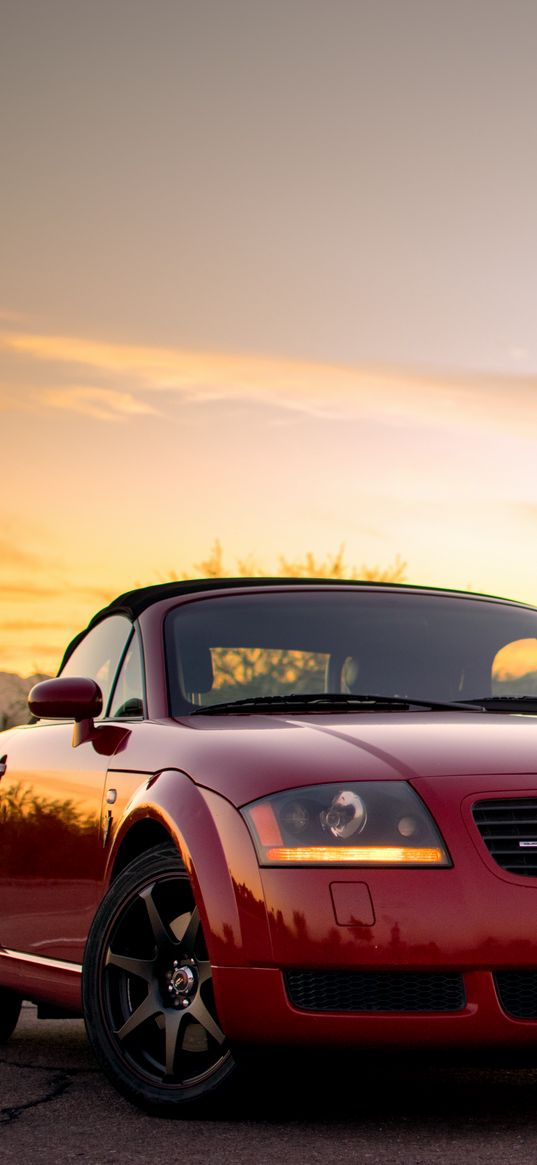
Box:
(3, 1004), (537, 1163)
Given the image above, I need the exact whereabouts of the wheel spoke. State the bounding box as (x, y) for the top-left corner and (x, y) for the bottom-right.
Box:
(189, 995), (226, 1045)
(196, 959), (212, 986)
(116, 989), (161, 1041)
(169, 910), (190, 941)
(172, 906), (200, 956)
(163, 1008), (188, 1076)
(139, 883), (172, 950)
(106, 950), (155, 982)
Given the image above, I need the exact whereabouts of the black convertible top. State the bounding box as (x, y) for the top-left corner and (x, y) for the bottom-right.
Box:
(90, 575), (520, 625)
(59, 576), (523, 672)
(90, 576), (384, 624)
(61, 578), (368, 669)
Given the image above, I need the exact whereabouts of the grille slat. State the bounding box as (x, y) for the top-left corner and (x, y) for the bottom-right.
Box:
(284, 970), (466, 1013)
(473, 798), (537, 877)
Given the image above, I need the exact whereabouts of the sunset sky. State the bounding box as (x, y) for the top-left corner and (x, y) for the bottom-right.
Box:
(2, 0), (537, 675)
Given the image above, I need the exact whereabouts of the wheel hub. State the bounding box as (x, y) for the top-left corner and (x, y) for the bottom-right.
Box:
(165, 959), (197, 1008)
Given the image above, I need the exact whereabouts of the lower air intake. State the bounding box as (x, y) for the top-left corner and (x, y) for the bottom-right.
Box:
(284, 970), (466, 1013)
(495, 972), (537, 1019)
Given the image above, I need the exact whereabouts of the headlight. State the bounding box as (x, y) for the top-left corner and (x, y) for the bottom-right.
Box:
(241, 782), (450, 867)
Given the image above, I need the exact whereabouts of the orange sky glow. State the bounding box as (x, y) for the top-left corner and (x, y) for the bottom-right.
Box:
(3, 2), (537, 676)
(2, 323), (537, 676)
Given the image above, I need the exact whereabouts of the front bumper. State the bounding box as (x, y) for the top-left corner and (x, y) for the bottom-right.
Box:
(211, 859), (537, 1048)
(203, 777), (537, 1047)
(212, 965), (537, 1048)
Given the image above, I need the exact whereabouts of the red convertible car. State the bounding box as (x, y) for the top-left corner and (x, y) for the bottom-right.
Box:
(2, 578), (537, 1113)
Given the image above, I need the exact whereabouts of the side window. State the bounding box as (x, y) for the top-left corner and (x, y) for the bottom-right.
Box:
(108, 632), (144, 718)
(60, 615), (133, 717)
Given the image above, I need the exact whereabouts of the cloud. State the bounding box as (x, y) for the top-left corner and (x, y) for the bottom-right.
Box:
(500, 502), (537, 526)
(0, 389), (36, 413)
(0, 619), (75, 632)
(39, 386), (161, 422)
(2, 328), (537, 437)
(0, 582), (60, 599)
(0, 309), (25, 322)
(0, 641), (63, 666)
(0, 540), (43, 570)
(0, 581), (113, 602)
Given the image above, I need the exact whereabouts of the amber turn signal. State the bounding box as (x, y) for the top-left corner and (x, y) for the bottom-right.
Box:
(264, 845), (445, 864)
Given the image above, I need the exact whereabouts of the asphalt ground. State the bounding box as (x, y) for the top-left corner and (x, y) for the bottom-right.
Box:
(4, 1004), (537, 1163)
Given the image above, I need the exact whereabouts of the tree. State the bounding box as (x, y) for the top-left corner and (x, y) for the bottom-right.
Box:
(172, 539), (407, 584)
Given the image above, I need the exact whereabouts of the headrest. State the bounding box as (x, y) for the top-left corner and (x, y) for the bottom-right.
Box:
(341, 656), (360, 691)
(180, 644), (214, 694)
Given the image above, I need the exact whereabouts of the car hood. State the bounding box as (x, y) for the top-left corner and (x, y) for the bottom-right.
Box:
(124, 710), (537, 807)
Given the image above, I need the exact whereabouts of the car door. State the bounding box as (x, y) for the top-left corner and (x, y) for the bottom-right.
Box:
(0, 614), (135, 964)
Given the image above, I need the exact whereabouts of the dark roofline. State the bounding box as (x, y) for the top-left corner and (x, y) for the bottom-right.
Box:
(63, 577), (369, 669)
(89, 575), (525, 626)
(58, 575), (531, 673)
(89, 576), (377, 625)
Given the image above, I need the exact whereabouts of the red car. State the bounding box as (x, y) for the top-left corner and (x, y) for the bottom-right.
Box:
(2, 578), (537, 1113)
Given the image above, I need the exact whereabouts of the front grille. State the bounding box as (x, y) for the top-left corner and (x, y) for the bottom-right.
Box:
(284, 970), (466, 1013)
(472, 798), (537, 876)
(495, 972), (537, 1019)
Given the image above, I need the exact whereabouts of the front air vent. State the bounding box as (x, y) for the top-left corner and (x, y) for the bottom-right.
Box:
(284, 970), (466, 1013)
(473, 798), (537, 877)
(495, 972), (537, 1019)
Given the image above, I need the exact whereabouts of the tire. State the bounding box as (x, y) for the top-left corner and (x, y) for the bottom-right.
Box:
(0, 989), (22, 1043)
(82, 843), (237, 1115)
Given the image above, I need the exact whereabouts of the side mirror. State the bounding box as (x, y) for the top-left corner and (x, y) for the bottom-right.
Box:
(29, 677), (103, 720)
(28, 677), (103, 746)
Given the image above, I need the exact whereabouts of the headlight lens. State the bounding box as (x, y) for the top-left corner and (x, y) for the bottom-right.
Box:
(241, 782), (450, 867)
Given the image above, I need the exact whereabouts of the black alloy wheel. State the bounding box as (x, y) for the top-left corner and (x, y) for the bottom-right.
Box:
(83, 843), (237, 1114)
(0, 988), (22, 1042)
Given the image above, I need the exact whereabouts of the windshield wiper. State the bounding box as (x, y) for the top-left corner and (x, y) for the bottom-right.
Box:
(460, 695), (537, 713)
(190, 692), (482, 715)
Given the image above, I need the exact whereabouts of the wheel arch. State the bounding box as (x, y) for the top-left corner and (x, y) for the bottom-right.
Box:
(110, 818), (176, 880)
(104, 769), (271, 967)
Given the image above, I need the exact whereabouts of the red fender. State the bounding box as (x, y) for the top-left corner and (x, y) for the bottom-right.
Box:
(106, 769), (272, 968)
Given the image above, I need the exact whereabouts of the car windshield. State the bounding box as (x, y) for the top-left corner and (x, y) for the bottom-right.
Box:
(164, 588), (537, 714)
